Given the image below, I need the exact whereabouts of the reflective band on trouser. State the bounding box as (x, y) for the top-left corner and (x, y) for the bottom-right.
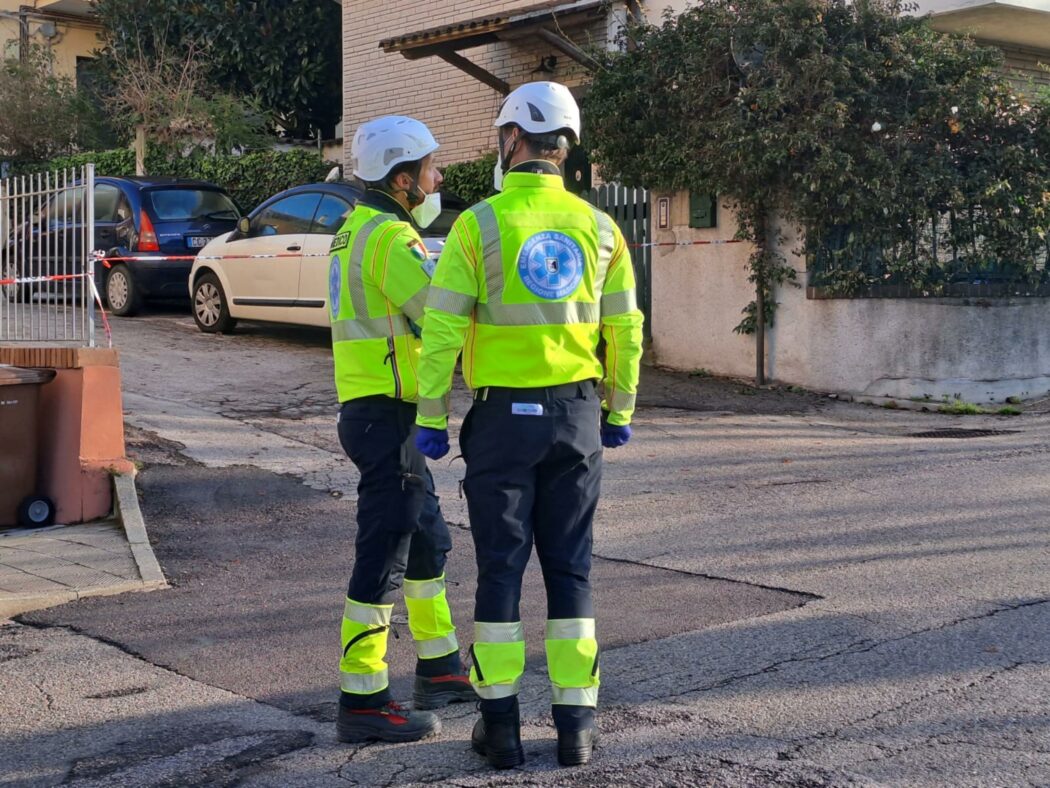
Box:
(545, 618), (599, 707)
(600, 288), (637, 317)
(341, 668), (389, 694)
(403, 575), (459, 660)
(470, 621), (526, 700)
(340, 598), (393, 695)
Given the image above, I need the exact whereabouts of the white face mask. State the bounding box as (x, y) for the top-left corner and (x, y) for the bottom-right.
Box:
(410, 191), (442, 229)
(493, 157), (505, 192)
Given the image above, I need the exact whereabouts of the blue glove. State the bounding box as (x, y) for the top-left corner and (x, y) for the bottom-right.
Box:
(415, 427), (450, 460)
(601, 422), (632, 449)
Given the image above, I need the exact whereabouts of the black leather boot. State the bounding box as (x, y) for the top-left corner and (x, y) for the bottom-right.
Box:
(470, 697), (524, 769)
(553, 704), (598, 766)
(557, 726), (598, 766)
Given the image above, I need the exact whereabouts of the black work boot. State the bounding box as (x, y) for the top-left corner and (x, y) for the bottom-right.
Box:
(557, 726), (599, 766)
(554, 705), (598, 766)
(412, 672), (478, 709)
(471, 697), (524, 769)
(336, 700), (441, 743)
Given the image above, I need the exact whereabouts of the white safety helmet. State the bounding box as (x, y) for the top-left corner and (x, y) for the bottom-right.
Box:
(351, 116), (439, 183)
(494, 81), (581, 142)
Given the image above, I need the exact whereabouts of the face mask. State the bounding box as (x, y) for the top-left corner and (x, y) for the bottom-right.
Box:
(493, 128), (519, 192)
(493, 157), (505, 192)
(410, 190), (442, 229)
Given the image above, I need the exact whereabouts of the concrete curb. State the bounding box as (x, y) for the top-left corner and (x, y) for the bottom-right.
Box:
(113, 472), (168, 589)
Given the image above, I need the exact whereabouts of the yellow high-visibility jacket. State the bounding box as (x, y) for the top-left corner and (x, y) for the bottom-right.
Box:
(416, 165), (644, 429)
(329, 191), (434, 403)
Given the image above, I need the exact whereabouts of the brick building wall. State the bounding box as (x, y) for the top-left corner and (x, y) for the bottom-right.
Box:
(999, 44), (1050, 94)
(341, 1), (616, 169)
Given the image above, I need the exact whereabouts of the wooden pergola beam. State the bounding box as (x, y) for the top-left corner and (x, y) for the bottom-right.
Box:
(533, 27), (600, 71)
(438, 51), (511, 95)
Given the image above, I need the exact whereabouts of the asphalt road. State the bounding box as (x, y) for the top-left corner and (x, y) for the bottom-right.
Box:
(23, 436), (806, 714)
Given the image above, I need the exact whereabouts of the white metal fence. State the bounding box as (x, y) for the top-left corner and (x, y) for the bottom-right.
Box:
(0, 164), (97, 346)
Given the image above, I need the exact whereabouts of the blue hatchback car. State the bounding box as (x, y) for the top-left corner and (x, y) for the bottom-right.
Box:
(95, 177), (241, 315)
(4, 176), (241, 316)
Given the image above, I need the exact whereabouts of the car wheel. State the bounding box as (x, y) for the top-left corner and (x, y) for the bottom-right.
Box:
(106, 264), (141, 316)
(192, 272), (236, 334)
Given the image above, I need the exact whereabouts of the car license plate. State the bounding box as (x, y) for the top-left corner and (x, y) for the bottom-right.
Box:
(187, 236), (213, 249)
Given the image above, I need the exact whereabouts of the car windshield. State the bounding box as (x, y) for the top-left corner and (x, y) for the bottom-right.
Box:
(149, 189), (240, 221)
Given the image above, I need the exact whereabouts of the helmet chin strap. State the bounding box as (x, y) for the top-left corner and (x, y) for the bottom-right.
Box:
(499, 128), (520, 173)
(388, 176), (426, 208)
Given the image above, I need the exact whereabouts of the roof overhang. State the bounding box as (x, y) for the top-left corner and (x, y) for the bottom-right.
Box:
(379, 0), (610, 95)
(38, 0), (95, 19)
(926, 0), (1050, 51)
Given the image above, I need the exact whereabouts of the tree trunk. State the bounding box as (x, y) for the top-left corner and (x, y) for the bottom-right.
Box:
(134, 126), (146, 176)
(755, 214), (769, 386)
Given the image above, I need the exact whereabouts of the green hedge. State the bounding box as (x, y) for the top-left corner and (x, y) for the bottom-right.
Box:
(441, 152), (497, 206)
(13, 148), (335, 212)
(20, 148), (502, 212)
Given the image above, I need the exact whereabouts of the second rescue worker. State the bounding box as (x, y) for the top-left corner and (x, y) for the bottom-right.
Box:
(414, 82), (644, 769)
(328, 116), (475, 745)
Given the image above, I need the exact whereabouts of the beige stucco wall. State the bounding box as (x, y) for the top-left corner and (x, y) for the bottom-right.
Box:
(0, 2), (101, 83)
(651, 191), (1050, 403)
(341, 1), (621, 168)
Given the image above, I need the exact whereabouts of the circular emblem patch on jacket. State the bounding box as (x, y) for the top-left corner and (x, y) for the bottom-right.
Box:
(517, 231), (585, 300)
(329, 254), (341, 318)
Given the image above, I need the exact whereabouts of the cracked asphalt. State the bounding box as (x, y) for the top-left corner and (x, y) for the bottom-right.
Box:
(2, 306), (1049, 787)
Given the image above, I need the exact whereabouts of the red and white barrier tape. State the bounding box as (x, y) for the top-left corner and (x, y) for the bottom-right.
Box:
(88, 276), (113, 347)
(90, 250), (331, 266)
(0, 271), (112, 348)
(0, 273), (85, 286)
(628, 238), (747, 249)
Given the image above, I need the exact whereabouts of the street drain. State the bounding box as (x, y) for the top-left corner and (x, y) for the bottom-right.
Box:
(908, 429), (1020, 439)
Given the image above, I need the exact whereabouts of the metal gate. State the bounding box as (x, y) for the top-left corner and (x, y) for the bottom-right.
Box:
(0, 164), (97, 345)
(584, 183), (651, 337)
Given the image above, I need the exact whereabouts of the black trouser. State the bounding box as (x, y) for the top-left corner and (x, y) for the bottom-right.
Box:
(462, 380), (601, 621)
(337, 396), (456, 703)
(460, 380), (602, 729)
(459, 382), (600, 727)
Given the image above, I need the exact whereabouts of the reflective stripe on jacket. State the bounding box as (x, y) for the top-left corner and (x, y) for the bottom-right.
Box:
(416, 168), (644, 429)
(330, 193), (433, 403)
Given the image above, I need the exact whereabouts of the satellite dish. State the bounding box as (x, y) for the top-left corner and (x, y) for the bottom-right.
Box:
(324, 165), (341, 183)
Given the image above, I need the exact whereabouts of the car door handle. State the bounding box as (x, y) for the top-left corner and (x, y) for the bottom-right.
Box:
(286, 245), (302, 252)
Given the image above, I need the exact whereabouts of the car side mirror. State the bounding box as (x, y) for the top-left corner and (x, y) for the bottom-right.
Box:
(237, 216), (251, 236)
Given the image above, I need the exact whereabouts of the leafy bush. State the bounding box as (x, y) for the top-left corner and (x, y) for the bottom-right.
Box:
(0, 47), (103, 163)
(585, 0), (1050, 315)
(92, 0), (341, 138)
(442, 153), (497, 206)
(15, 148), (334, 212)
(188, 150), (334, 211)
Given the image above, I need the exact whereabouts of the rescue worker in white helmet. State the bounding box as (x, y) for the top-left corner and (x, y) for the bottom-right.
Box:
(329, 116), (476, 744)
(414, 82), (644, 768)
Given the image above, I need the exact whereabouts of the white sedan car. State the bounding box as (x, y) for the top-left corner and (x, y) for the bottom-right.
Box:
(189, 183), (455, 333)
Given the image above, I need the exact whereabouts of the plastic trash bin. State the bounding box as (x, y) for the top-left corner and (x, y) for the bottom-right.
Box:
(0, 364), (57, 528)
